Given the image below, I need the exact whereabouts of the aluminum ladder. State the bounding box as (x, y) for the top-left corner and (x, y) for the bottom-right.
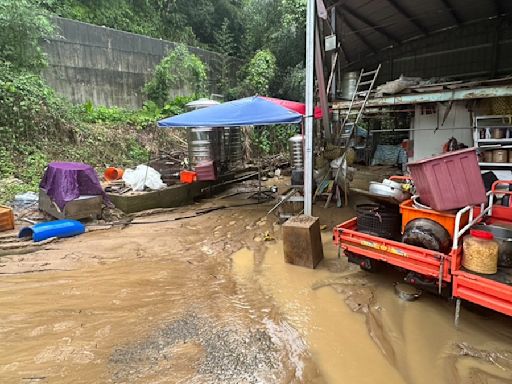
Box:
(339, 64), (381, 146)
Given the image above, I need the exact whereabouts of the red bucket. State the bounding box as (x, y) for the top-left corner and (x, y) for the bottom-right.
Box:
(104, 167), (124, 181)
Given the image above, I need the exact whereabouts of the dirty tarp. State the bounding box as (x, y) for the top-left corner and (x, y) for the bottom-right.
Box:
(40, 162), (110, 210)
(371, 145), (408, 167)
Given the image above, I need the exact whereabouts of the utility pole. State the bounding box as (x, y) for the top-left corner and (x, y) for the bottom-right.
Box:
(304, 0), (315, 216)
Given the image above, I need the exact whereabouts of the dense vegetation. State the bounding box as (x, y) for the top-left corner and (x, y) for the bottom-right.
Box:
(0, 0), (306, 203)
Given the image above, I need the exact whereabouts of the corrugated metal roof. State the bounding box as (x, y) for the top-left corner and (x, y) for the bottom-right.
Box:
(326, 0), (511, 63)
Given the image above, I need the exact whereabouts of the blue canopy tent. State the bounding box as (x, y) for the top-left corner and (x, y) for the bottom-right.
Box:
(157, 96), (303, 127)
(158, 95), (306, 206)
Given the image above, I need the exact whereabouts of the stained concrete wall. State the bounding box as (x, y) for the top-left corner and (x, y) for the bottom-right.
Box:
(42, 17), (235, 109)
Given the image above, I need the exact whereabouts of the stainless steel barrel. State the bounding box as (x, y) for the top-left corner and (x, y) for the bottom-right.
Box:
(288, 134), (304, 170)
(187, 127), (222, 167)
(341, 71), (359, 100)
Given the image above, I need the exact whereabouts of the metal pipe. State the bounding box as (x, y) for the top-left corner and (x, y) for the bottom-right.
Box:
(369, 126), (472, 133)
(452, 191), (493, 249)
(304, 0), (315, 216)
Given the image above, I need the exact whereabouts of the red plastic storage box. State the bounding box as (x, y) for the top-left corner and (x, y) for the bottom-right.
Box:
(407, 148), (486, 211)
(195, 161), (217, 181)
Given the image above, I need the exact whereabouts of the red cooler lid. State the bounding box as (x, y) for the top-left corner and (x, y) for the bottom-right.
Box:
(470, 229), (494, 240)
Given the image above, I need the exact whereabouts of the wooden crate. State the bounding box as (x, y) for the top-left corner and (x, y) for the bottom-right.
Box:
(282, 215), (324, 269)
(0, 205), (14, 232)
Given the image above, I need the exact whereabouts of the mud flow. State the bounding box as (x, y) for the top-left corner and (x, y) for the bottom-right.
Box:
(0, 202), (511, 383)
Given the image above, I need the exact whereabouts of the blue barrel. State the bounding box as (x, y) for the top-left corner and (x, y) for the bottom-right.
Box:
(19, 219), (85, 242)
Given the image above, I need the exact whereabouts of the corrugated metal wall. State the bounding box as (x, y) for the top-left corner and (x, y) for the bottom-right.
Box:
(343, 19), (512, 83)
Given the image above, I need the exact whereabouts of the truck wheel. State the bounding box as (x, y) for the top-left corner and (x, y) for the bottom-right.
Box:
(346, 252), (380, 272)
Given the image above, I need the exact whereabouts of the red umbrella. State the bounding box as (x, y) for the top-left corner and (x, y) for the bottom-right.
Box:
(261, 96), (324, 119)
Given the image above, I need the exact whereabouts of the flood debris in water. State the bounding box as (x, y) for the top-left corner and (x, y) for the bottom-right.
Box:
(455, 342), (512, 371)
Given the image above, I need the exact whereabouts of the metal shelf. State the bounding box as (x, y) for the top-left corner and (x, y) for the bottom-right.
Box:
(476, 139), (512, 144)
(479, 162), (512, 167)
(475, 115), (512, 119)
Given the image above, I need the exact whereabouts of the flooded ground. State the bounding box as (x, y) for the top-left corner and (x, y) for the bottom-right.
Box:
(0, 200), (511, 383)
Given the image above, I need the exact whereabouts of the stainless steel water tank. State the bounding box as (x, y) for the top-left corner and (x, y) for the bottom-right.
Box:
(227, 127), (243, 165)
(186, 98), (220, 110)
(288, 134), (304, 170)
(221, 128), (243, 167)
(187, 127), (222, 167)
(222, 127), (242, 167)
(185, 98), (223, 169)
(341, 71), (359, 100)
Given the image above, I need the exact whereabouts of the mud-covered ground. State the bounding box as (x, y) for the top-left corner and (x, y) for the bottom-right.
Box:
(0, 199), (511, 383)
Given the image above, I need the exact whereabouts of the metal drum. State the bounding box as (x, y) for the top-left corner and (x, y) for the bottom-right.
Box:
(226, 127), (243, 166)
(187, 127), (222, 168)
(341, 71), (359, 100)
(288, 134), (304, 170)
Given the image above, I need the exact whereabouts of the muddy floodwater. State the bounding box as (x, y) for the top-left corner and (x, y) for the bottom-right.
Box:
(1, 201), (512, 383)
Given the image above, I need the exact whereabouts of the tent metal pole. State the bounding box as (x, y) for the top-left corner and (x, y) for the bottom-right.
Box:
(304, 0), (315, 216)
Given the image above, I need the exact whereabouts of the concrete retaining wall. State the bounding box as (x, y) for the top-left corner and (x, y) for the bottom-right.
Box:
(42, 17), (235, 108)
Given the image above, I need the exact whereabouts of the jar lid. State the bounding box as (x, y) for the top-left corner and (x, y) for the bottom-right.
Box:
(470, 229), (494, 240)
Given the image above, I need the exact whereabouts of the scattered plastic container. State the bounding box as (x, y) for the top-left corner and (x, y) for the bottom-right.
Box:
(18, 219), (85, 242)
(0, 205), (14, 232)
(180, 170), (197, 184)
(407, 148), (486, 211)
(104, 167), (124, 181)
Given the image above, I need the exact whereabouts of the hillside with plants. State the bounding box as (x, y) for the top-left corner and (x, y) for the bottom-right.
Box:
(0, 0), (307, 203)
(39, 0), (307, 100)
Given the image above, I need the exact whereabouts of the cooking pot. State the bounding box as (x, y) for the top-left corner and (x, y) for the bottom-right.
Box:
(382, 179), (403, 189)
(369, 181), (408, 202)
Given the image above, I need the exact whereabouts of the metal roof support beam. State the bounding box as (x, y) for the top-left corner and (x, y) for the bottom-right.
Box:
(332, 85), (512, 109)
(342, 5), (399, 43)
(337, 8), (379, 54)
(439, 0), (462, 25)
(385, 0), (429, 35)
(494, 0), (504, 16)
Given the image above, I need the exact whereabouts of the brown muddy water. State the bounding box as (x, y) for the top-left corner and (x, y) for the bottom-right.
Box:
(0, 202), (512, 383)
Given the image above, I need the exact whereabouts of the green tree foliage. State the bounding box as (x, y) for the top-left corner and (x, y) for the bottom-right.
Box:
(0, 62), (73, 147)
(144, 45), (208, 107)
(215, 18), (235, 56)
(40, 0), (245, 50)
(241, 0), (306, 96)
(242, 49), (277, 96)
(0, 0), (54, 71)
(279, 63), (306, 101)
(215, 18), (236, 94)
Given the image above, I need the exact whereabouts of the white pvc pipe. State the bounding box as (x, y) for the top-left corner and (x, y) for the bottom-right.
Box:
(452, 191), (493, 249)
(304, 0), (315, 216)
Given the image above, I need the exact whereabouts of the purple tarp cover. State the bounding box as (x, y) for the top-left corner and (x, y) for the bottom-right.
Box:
(40, 162), (110, 210)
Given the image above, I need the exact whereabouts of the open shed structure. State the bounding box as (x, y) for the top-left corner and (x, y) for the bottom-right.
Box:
(317, 0), (512, 181)
(323, 0), (512, 83)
